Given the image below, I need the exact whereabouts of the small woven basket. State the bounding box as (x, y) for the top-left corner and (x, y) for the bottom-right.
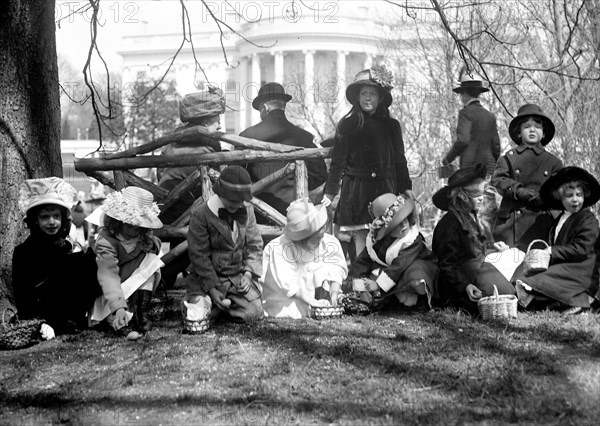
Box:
(0, 305), (44, 350)
(182, 318), (210, 334)
(478, 285), (518, 321)
(523, 239), (551, 275)
(311, 305), (344, 319)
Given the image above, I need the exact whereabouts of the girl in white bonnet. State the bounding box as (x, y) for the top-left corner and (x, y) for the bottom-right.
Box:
(12, 177), (100, 337)
(261, 198), (348, 318)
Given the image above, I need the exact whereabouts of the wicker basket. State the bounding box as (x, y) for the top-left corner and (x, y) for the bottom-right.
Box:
(311, 305), (344, 319)
(182, 318), (210, 334)
(477, 285), (518, 320)
(0, 305), (44, 350)
(523, 239), (551, 275)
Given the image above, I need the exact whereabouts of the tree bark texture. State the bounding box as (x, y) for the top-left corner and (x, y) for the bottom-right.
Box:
(0, 0), (61, 298)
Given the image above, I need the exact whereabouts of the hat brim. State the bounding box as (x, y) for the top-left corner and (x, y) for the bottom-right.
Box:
(85, 206), (105, 227)
(26, 198), (72, 214)
(433, 163), (487, 211)
(508, 114), (555, 146)
(540, 167), (600, 210)
(252, 93), (292, 110)
(452, 86), (489, 94)
(213, 180), (252, 202)
(346, 81), (392, 107)
(283, 203), (328, 241)
(432, 186), (452, 211)
(103, 209), (163, 229)
(375, 198), (415, 241)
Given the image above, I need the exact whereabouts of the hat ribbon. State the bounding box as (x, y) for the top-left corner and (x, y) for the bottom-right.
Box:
(219, 179), (252, 193)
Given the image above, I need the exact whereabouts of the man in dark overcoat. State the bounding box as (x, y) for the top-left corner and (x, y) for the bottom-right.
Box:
(240, 82), (327, 217)
(442, 73), (501, 177)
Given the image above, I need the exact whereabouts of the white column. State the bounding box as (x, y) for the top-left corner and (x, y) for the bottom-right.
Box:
(238, 56), (249, 133)
(303, 50), (315, 108)
(251, 53), (261, 125)
(273, 51), (284, 83)
(337, 51), (347, 107)
(364, 53), (372, 69)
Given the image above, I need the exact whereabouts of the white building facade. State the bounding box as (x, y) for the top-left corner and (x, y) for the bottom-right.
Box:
(117, 1), (398, 136)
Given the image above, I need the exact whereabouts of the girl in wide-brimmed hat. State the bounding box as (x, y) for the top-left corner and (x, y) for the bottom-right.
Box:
(491, 103), (563, 252)
(90, 186), (163, 340)
(432, 164), (524, 315)
(12, 177), (100, 337)
(514, 166), (600, 314)
(322, 64), (413, 262)
(349, 193), (438, 312)
(184, 165), (264, 324)
(261, 198), (348, 319)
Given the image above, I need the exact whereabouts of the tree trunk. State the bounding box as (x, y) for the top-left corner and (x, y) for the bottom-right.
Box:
(0, 0), (61, 298)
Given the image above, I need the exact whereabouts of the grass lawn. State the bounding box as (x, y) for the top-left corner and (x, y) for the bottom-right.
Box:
(1, 291), (599, 425)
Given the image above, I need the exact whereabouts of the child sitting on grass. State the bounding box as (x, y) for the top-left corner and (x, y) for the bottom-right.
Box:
(184, 166), (263, 323)
(261, 198), (348, 318)
(515, 167), (600, 315)
(348, 193), (438, 312)
(12, 177), (100, 337)
(90, 186), (163, 340)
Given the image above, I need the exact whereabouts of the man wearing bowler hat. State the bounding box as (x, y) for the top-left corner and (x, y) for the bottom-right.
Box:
(240, 82), (327, 218)
(441, 73), (501, 177)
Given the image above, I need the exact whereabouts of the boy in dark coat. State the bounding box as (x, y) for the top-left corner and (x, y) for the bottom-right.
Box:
(492, 104), (563, 252)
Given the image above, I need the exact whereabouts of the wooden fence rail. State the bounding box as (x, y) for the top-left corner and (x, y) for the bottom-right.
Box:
(74, 129), (331, 272)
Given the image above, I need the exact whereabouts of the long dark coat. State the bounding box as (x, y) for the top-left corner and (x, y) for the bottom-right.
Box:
(444, 100), (501, 175)
(432, 209), (512, 312)
(324, 111), (412, 227)
(514, 209), (599, 308)
(239, 109), (327, 214)
(12, 234), (99, 327)
(492, 144), (563, 251)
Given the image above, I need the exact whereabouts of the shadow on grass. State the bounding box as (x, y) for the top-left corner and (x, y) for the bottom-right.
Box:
(0, 387), (492, 425)
(230, 310), (599, 423)
(1, 302), (598, 425)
